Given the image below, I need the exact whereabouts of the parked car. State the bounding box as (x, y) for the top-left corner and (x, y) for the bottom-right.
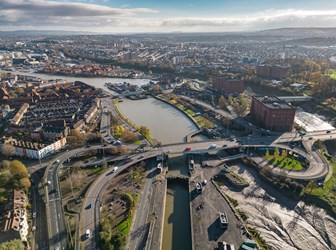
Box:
(185, 147), (192, 151)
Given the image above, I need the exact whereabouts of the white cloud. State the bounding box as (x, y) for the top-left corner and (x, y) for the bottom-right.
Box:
(1, 6), (336, 32)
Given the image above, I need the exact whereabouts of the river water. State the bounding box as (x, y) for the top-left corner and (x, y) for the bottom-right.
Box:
(118, 98), (198, 144)
(163, 180), (192, 250)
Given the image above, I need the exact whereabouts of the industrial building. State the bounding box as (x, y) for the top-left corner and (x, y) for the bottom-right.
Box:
(211, 77), (245, 96)
(250, 96), (296, 131)
(256, 65), (288, 79)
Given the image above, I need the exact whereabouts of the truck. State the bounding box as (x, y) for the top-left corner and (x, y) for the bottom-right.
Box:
(219, 212), (228, 228)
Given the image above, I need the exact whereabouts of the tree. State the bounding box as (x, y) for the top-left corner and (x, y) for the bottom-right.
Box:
(19, 177), (31, 189)
(121, 129), (138, 143)
(139, 126), (151, 139)
(1, 143), (16, 157)
(306, 180), (318, 193)
(265, 149), (270, 158)
(281, 149), (287, 157)
(0, 160), (11, 169)
(218, 95), (227, 109)
(118, 145), (128, 155)
(274, 148), (280, 158)
(0, 239), (25, 250)
(0, 169), (12, 185)
(10, 160), (28, 179)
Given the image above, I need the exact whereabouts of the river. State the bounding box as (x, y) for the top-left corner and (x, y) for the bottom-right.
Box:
(163, 180), (192, 250)
(1, 70), (150, 93)
(118, 98), (199, 144)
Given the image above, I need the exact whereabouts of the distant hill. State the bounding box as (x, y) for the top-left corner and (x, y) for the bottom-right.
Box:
(256, 27), (336, 38)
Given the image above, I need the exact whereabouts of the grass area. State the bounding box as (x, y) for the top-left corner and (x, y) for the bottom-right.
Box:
(167, 98), (214, 128)
(328, 69), (336, 79)
(116, 215), (133, 235)
(91, 167), (105, 175)
(194, 116), (215, 129)
(305, 156), (336, 209)
(265, 155), (303, 171)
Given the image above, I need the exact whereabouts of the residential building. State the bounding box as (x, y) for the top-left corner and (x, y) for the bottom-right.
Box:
(7, 137), (67, 159)
(250, 96), (296, 131)
(256, 65), (288, 79)
(84, 105), (98, 124)
(172, 56), (185, 64)
(11, 103), (29, 125)
(211, 77), (245, 96)
(0, 190), (29, 246)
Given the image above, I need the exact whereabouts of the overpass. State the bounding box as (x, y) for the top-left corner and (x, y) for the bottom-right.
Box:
(42, 128), (336, 249)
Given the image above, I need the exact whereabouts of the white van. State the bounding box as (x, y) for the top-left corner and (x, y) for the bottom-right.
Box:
(85, 229), (91, 239)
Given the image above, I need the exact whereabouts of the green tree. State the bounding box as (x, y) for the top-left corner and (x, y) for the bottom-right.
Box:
(265, 150), (270, 158)
(274, 148), (280, 158)
(10, 160), (29, 179)
(139, 126), (151, 139)
(0, 239), (25, 250)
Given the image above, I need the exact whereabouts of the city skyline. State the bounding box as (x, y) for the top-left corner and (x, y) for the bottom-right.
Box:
(2, 0), (336, 33)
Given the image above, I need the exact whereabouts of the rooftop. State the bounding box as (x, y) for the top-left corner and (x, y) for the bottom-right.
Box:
(253, 95), (295, 109)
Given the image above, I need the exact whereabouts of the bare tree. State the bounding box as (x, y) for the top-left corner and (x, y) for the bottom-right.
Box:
(1, 143), (16, 157)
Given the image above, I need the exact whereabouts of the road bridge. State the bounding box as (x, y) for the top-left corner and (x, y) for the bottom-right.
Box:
(41, 128), (336, 249)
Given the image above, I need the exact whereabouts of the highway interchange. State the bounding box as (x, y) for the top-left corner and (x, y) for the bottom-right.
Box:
(37, 127), (336, 250)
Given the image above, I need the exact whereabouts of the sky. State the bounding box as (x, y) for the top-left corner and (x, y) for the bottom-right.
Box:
(2, 0), (336, 33)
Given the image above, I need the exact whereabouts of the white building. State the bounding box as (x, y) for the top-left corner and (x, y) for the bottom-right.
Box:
(6, 137), (67, 159)
(172, 56), (185, 65)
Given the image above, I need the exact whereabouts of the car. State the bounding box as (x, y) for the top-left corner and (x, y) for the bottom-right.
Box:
(125, 158), (133, 163)
(308, 137), (314, 140)
(185, 147), (192, 151)
(56, 159), (60, 163)
(138, 155), (144, 159)
(326, 130), (331, 134)
(209, 144), (217, 149)
(86, 229), (91, 239)
(112, 166), (119, 173)
(49, 189), (57, 194)
(46, 180), (51, 186)
(85, 145), (91, 148)
(33, 212), (36, 218)
(32, 226), (36, 231)
(222, 144), (227, 147)
(85, 203), (92, 210)
(248, 122), (253, 126)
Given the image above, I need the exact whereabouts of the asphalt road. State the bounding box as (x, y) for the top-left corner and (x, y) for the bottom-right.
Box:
(42, 129), (335, 249)
(46, 162), (67, 250)
(31, 170), (49, 250)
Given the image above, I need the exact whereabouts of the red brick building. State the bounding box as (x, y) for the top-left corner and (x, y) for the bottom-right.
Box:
(256, 65), (288, 79)
(250, 96), (296, 131)
(211, 77), (245, 96)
